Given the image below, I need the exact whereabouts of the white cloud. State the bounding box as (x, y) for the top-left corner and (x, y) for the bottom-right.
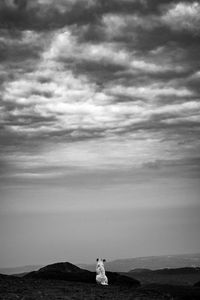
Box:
(2, 131), (180, 173)
(36, 0), (97, 11)
(0, 29), (42, 50)
(44, 29), (130, 66)
(162, 114), (200, 125)
(2, 25), (195, 141)
(162, 2), (200, 33)
(105, 84), (193, 100)
(45, 28), (184, 74)
(190, 71), (200, 79)
(103, 3), (200, 38)
(102, 13), (159, 38)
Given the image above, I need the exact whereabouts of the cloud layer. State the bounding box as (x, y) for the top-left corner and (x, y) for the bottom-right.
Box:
(0, 0), (200, 181)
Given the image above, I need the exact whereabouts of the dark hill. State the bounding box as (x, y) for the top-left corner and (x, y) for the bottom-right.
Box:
(126, 267), (200, 286)
(129, 267), (200, 275)
(25, 261), (140, 287)
(38, 262), (81, 273)
(153, 267), (200, 275)
(194, 281), (200, 287)
(129, 268), (152, 273)
(0, 274), (10, 279)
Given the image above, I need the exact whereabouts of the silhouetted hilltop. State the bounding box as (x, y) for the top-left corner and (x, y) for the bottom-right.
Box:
(38, 262), (81, 273)
(129, 268), (152, 273)
(25, 262), (92, 283)
(25, 261), (140, 287)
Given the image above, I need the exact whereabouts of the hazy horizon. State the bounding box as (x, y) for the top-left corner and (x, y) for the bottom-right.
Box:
(1, 251), (200, 270)
(0, 0), (200, 269)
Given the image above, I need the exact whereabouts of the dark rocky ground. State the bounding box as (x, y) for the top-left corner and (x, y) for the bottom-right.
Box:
(1, 263), (200, 299)
(1, 274), (200, 300)
(126, 267), (200, 286)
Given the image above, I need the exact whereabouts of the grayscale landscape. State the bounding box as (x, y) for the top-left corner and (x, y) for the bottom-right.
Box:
(1, 259), (200, 299)
(1, 0), (200, 299)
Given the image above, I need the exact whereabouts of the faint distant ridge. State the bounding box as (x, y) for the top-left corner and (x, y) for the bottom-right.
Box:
(0, 265), (43, 275)
(79, 253), (200, 272)
(1, 253), (200, 275)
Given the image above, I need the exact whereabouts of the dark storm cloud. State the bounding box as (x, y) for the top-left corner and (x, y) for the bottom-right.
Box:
(0, 0), (101, 30)
(119, 26), (200, 53)
(0, 0), (144, 31)
(0, 36), (41, 63)
(0, 0), (183, 31)
(71, 60), (127, 84)
(3, 114), (57, 127)
(0, 0), (199, 33)
(108, 117), (200, 140)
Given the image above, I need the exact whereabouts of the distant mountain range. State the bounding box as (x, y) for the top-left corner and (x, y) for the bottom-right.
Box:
(1, 253), (200, 275)
(79, 253), (200, 272)
(0, 265), (43, 275)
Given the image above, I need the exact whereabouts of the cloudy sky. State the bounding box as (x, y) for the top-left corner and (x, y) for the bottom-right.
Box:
(0, 0), (200, 268)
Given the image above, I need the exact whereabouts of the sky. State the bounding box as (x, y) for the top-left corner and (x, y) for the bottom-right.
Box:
(0, 0), (200, 268)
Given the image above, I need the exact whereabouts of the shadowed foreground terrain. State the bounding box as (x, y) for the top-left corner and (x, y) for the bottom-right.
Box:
(1, 274), (200, 300)
(1, 262), (200, 299)
(126, 267), (200, 286)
